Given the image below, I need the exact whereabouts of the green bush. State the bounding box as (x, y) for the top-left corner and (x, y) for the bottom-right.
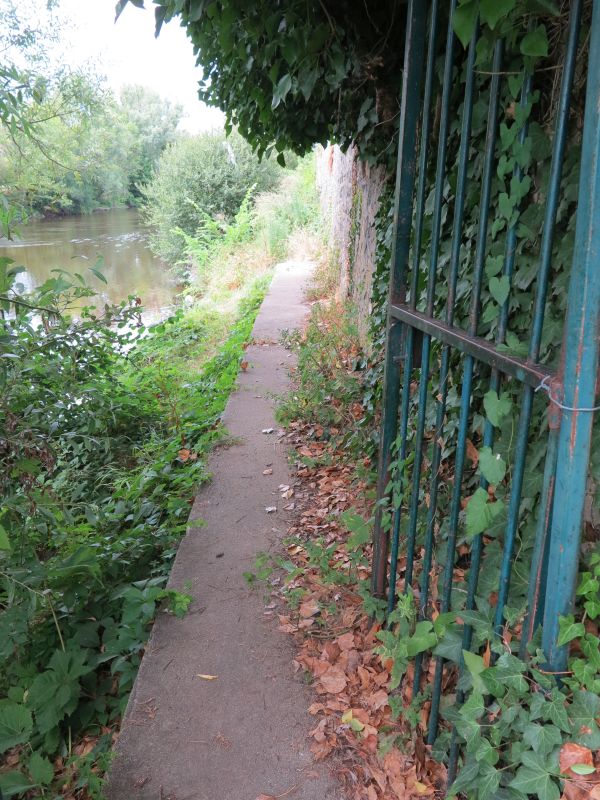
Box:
(142, 130), (282, 263)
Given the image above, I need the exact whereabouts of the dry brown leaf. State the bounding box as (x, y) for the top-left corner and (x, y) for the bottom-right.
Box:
(320, 666), (347, 694)
(559, 743), (594, 776)
(299, 599), (320, 618)
(466, 438), (479, 467)
(197, 674), (218, 680)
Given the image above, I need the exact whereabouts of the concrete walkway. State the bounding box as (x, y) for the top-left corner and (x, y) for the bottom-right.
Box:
(107, 262), (341, 800)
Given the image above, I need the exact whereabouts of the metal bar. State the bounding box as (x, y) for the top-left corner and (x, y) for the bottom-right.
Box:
(390, 304), (552, 388)
(411, 20), (478, 687)
(469, 69), (534, 648)
(542, 0), (600, 672)
(426, 37), (504, 740)
(387, 0), (440, 616)
(521, 418), (559, 655)
(404, 0), (457, 602)
(371, 0), (429, 598)
(493, 0), (583, 638)
(448, 75), (531, 785)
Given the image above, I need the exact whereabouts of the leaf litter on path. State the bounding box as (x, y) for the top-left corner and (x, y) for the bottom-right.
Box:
(261, 418), (446, 800)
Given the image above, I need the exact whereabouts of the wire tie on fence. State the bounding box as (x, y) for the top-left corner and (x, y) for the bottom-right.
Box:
(535, 375), (600, 412)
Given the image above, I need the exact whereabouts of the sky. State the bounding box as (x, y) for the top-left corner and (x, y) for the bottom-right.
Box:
(52, 0), (225, 133)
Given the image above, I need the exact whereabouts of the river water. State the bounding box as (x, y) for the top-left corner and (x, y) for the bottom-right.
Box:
(0, 208), (176, 322)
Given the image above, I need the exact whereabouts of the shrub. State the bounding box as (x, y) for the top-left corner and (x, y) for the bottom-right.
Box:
(142, 130), (282, 263)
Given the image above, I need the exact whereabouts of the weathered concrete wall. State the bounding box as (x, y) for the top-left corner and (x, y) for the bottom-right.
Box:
(315, 144), (387, 341)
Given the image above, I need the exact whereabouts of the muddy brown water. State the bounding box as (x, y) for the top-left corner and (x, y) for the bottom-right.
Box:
(0, 208), (176, 323)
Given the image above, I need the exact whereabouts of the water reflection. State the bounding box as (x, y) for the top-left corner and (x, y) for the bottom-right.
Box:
(0, 208), (176, 323)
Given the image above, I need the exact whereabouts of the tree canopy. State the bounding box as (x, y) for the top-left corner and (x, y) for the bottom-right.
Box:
(116, 0), (407, 164)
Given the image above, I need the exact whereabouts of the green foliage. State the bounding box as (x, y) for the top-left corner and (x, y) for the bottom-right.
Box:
(0, 258), (267, 795)
(277, 300), (374, 459)
(142, 129), (282, 262)
(117, 0), (406, 164)
(1, 76), (182, 216)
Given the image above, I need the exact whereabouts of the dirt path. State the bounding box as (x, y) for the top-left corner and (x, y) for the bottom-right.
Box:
(107, 262), (341, 800)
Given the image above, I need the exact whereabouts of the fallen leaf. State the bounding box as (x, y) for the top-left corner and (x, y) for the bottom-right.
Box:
(262, 428), (274, 434)
(265, 506), (277, 513)
(263, 468), (273, 475)
(320, 666), (347, 694)
(560, 743), (594, 776)
(466, 438), (479, 466)
(299, 599), (320, 618)
(240, 360), (249, 371)
(197, 674), (218, 680)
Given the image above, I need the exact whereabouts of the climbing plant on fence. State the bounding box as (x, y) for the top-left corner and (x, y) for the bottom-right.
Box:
(371, 1), (600, 798)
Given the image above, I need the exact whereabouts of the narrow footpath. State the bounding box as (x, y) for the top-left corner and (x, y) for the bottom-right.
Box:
(107, 262), (341, 800)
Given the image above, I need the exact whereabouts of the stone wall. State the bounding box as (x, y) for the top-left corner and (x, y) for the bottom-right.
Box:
(315, 144), (388, 341)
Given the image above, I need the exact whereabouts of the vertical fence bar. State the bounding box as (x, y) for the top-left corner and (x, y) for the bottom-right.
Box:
(445, 71), (534, 775)
(427, 37), (504, 742)
(468, 70), (532, 650)
(387, 0), (440, 616)
(542, 0), (600, 672)
(371, 0), (429, 598)
(410, 21), (478, 689)
(404, 0), (457, 604)
(493, 0), (582, 638)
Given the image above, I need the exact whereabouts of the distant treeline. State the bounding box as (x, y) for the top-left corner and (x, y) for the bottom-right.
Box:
(0, 78), (182, 217)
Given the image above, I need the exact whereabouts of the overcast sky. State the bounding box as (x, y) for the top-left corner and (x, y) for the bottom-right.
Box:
(56, 0), (225, 132)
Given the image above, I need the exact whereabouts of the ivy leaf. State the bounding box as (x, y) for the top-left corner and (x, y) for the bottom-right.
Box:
(463, 649), (487, 694)
(545, 689), (571, 733)
(477, 763), (502, 798)
(28, 752), (53, 786)
(521, 26), (549, 57)
(570, 691), (600, 744)
(479, 447), (506, 485)
(509, 751), (561, 800)
(449, 757), (481, 795)
(480, 0), (516, 29)
(460, 691), (485, 721)
(557, 615), (585, 647)
(523, 723), (563, 756)
(0, 701), (33, 753)
(484, 390), (512, 427)
(585, 597), (600, 619)
(406, 621), (437, 657)
(493, 652), (528, 694)
(485, 256), (504, 278)
(452, 0), (478, 48)
(490, 275), (510, 306)
(465, 488), (504, 537)
(432, 629), (463, 663)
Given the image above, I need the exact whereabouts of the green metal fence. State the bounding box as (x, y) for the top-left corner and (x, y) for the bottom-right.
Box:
(372, 0), (600, 783)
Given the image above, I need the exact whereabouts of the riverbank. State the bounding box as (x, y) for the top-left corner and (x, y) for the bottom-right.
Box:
(0, 158), (323, 800)
(0, 276), (269, 800)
